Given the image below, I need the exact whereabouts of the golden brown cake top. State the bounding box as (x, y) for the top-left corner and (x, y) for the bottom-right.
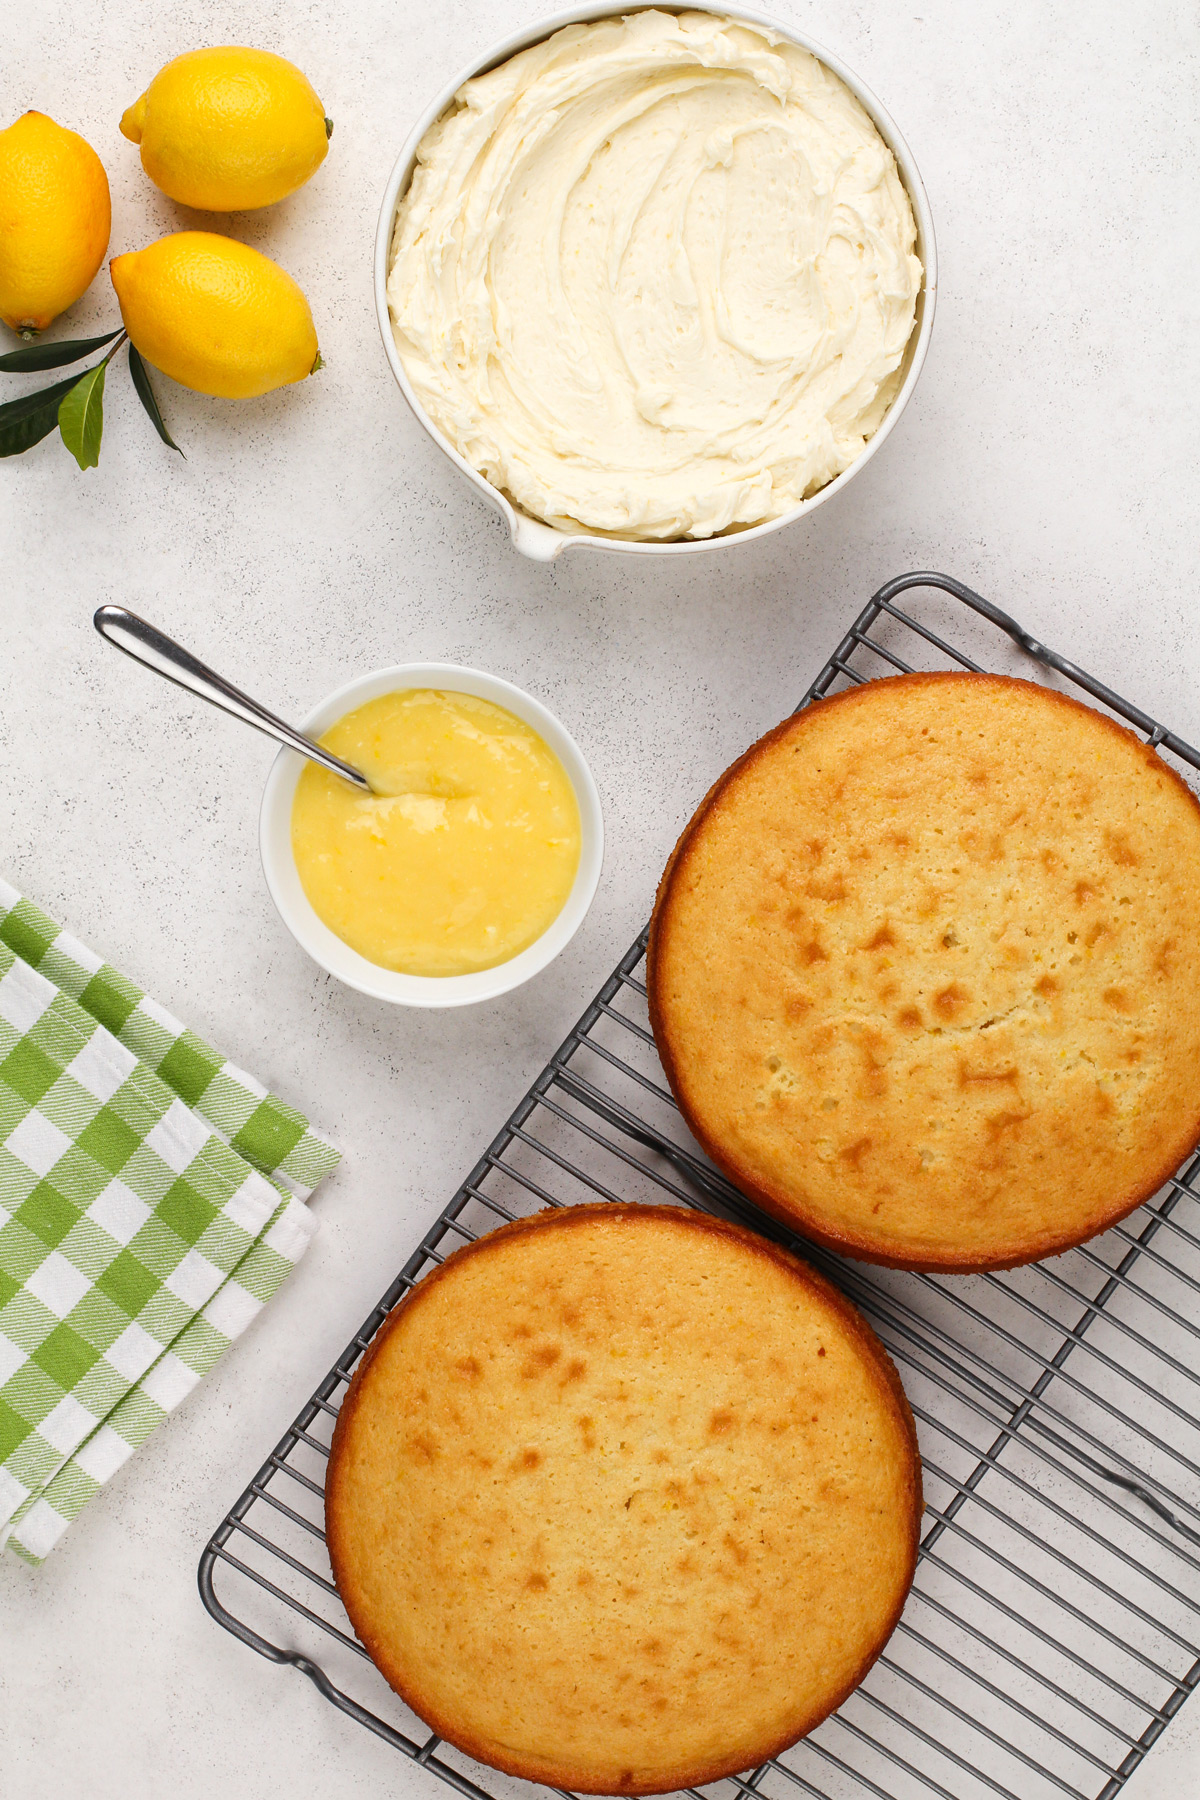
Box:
(648, 672), (1200, 1270)
(326, 1203), (920, 1794)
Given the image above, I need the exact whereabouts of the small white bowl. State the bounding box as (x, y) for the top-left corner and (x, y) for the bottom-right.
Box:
(374, 0), (937, 562)
(259, 664), (604, 1007)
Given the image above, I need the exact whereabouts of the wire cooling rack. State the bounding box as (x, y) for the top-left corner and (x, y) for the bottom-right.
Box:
(200, 572), (1200, 1800)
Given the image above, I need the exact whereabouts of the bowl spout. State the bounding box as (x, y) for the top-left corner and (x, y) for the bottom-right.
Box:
(508, 510), (570, 561)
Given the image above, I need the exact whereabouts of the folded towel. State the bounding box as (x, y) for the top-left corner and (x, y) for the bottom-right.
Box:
(0, 881), (339, 1563)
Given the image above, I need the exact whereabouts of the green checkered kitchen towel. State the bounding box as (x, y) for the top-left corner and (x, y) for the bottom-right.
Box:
(0, 879), (340, 1564)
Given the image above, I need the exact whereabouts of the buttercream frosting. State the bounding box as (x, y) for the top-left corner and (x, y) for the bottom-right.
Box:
(389, 10), (922, 540)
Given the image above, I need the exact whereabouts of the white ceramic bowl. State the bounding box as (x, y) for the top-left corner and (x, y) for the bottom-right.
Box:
(259, 664), (604, 1007)
(375, 1), (937, 562)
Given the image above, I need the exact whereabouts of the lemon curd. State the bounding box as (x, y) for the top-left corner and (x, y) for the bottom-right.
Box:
(291, 689), (581, 977)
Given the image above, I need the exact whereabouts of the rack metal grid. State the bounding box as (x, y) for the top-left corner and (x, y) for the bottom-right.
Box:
(200, 572), (1200, 1800)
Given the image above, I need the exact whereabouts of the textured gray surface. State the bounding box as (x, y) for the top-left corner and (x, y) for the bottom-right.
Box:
(2, 0), (1199, 1794)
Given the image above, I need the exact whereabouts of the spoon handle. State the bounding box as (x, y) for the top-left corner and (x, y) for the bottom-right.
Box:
(93, 606), (372, 794)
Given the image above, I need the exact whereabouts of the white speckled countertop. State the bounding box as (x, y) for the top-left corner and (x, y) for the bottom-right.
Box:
(3, 1), (1199, 1794)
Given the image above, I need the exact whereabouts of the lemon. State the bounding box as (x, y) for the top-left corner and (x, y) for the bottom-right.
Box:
(110, 232), (320, 399)
(0, 111), (111, 334)
(120, 47), (331, 212)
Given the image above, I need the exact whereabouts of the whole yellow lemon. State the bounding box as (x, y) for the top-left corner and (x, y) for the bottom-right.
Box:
(0, 111), (111, 333)
(110, 232), (320, 399)
(120, 47), (331, 211)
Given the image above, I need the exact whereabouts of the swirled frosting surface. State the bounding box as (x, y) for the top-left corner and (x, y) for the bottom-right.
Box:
(389, 10), (922, 541)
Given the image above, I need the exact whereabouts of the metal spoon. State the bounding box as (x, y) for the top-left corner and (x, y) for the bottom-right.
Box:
(93, 606), (375, 795)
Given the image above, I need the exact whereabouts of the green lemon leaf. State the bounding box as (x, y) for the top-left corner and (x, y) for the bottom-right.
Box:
(58, 361), (107, 470)
(127, 344), (184, 455)
(0, 390), (70, 457)
(324, 117), (333, 139)
(0, 372), (87, 429)
(0, 329), (122, 373)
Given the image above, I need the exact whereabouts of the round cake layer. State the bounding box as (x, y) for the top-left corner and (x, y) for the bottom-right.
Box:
(648, 672), (1200, 1270)
(326, 1203), (920, 1793)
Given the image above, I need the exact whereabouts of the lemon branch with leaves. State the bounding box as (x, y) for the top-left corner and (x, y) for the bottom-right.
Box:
(2, 48), (328, 470)
(0, 327), (181, 468)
